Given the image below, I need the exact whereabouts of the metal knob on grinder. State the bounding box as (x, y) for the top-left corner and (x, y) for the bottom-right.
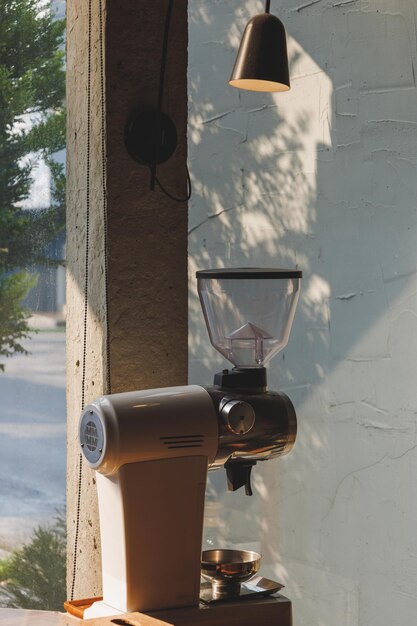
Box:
(220, 398), (255, 435)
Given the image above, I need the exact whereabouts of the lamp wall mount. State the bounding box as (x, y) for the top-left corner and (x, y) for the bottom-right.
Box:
(124, 109), (178, 168)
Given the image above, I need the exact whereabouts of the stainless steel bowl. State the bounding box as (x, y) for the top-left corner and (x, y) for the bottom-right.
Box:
(201, 549), (261, 598)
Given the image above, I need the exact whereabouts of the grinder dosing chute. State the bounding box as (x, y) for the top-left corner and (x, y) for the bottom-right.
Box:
(197, 268), (301, 376)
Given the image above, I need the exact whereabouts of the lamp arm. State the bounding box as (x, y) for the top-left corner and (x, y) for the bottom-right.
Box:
(265, 0), (271, 12)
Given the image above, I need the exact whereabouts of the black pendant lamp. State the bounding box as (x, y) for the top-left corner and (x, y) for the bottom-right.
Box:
(229, 0), (290, 93)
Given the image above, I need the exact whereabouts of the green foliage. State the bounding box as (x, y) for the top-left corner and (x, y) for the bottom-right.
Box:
(0, 558), (9, 580)
(0, 272), (37, 370)
(0, 516), (66, 611)
(0, 0), (66, 366)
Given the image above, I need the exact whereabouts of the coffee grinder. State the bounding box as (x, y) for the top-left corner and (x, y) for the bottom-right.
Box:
(78, 268), (301, 620)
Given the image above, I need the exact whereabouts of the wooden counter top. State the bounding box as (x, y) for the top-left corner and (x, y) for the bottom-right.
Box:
(0, 608), (171, 626)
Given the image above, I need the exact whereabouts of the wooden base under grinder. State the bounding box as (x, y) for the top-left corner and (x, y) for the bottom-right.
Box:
(64, 594), (292, 626)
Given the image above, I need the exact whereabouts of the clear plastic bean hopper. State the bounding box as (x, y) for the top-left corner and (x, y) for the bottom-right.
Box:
(198, 267), (300, 369)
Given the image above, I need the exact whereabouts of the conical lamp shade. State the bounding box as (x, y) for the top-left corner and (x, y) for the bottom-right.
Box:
(229, 13), (290, 93)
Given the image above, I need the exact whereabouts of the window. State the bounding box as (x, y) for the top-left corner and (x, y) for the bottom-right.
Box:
(0, 0), (66, 610)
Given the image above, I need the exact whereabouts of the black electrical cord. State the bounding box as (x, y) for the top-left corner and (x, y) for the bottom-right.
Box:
(157, 0), (174, 112)
(70, 0), (93, 601)
(152, 0), (191, 202)
(99, 0), (112, 396)
(265, 0), (271, 13)
(154, 168), (192, 203)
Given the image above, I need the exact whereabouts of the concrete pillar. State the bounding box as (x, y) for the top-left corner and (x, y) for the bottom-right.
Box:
(66, 0), (188, 599)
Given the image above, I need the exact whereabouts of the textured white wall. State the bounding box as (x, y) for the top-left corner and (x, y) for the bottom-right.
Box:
(188, 1), (417, 624)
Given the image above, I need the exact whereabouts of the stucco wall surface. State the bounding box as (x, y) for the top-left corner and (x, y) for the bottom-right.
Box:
(188, 1), (417, 624)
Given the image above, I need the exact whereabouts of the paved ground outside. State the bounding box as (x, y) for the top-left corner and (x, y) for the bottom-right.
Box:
(0, 325), (66, 558)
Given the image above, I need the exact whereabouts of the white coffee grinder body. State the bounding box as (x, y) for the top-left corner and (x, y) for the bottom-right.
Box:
(79, 268), (301, 619)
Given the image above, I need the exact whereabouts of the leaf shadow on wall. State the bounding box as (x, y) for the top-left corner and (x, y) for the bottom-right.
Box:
(187, 28), (327, 587)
